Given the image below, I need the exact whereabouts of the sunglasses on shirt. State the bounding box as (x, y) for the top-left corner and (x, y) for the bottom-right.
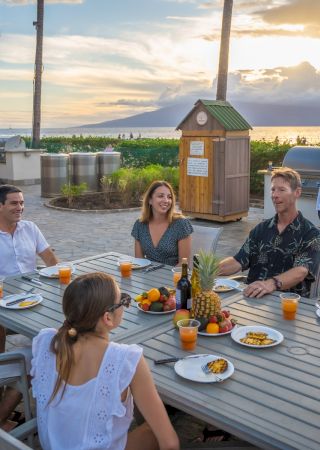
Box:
(107, 292), (131, 313)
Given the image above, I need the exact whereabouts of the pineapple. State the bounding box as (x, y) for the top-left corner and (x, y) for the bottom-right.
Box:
(191, 250), (221, 319)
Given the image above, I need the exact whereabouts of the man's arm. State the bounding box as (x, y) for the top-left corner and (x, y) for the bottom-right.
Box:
(218, 257), (242, 276)
(38, 247), (59, 267)
(244, 266), (308, 298)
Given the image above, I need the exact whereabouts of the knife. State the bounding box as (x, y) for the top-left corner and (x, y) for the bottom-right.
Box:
(21, 276), (43, 286)
(144, 263), (165, 273)
(154, 354), (211, 364)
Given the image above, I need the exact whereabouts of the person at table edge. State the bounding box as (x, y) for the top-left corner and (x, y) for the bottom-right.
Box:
(218, 167), (320, 298)
(0, 184), (58, 431)
(0, 184), (58, 277)
(131, 180), (193, 266)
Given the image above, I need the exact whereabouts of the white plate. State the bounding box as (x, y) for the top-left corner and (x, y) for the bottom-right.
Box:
(316, 309), (320, 319)
(117, 258), (151, 269)
(198, 325), (237, 337)
(213, 278), (240, 293)
(231, 325), (284, 348)
(0, 294), (43, 309)
(174, 354), (234, 383)
(136, 303), (175, 314)
(39, 264), (75, 279)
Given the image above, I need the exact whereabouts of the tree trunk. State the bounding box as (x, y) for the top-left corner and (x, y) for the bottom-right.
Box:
(31, 0), (44, 149)
(216, 0), (233, 101)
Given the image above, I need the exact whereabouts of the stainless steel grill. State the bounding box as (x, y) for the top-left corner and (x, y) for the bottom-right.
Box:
(0, 136), (26, 164)
(282, 146), (320, 198)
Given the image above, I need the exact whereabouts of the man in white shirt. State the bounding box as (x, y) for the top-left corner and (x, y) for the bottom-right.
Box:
(0, 184), (58, 430)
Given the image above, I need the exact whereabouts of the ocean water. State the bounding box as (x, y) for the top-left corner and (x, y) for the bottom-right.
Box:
(1, 126), (320, 144)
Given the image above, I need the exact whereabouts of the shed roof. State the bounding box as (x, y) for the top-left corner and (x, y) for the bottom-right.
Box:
(177, 99), (252, 131)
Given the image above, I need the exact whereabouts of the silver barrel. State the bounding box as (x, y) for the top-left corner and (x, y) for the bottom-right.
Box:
(96, 152), (121, 190)
(69, 152), (98, 192)
(41, 153), (69, 197)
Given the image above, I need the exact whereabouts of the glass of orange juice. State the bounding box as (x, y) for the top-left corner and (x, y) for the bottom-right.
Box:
(280, 293), (300, 320)
(177, 319), (200, 351)
(57, 263), (73, 285)
(172, 267), (182, 286)
(118, 259), (132, 278)
(0, 277), (4, 299)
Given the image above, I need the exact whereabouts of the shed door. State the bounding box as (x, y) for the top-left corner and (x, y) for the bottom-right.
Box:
(179, 137), (213, 214)
(214, 137), (250, 215)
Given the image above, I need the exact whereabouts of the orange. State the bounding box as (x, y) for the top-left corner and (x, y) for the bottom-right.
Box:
(147, 288), (161, 302)
(206, 323), (219, 334)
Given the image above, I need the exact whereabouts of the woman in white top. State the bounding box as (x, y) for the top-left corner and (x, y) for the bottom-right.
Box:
(31, 272), (179, 450)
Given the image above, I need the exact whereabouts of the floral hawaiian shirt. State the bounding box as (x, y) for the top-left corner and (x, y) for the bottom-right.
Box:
(234, 212), (320, 297)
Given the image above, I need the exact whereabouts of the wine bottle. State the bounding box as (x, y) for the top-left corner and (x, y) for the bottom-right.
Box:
(191, 254), (201, 303)
(175, 258), (191, 310)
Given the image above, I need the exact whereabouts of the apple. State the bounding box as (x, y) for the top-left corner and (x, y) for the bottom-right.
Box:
(219, 320), (229, 333)
(224, 318), (233, 331)
(140, 302), (150, 311)
(209, 315), (218, 323)
(222, 309), (230, 318)
(173, 309), (190, 327)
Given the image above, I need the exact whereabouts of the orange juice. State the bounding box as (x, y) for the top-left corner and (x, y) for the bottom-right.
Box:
(179, 327), (198, 350)
(58, 266), (72, 284)
(282, 299), (298, 320)
(173, 271), (181, 286)
(120, 261), (132, 277)
(0, 277), (4, 299)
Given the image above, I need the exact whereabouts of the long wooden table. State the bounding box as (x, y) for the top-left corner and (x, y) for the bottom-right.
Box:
(1, 252), (320, 449)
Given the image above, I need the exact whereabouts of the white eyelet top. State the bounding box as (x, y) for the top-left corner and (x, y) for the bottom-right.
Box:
(31, 329), (142, 450)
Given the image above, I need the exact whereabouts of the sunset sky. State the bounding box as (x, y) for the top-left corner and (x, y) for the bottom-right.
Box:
(0, 0), (320, 127)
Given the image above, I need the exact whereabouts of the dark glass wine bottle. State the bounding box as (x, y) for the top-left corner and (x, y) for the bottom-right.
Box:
(175, 258), (191, 310)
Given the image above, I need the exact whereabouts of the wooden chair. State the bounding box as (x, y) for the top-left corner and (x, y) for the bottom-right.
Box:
(0, 352), (33, 447)
(191, 225), (223, 255)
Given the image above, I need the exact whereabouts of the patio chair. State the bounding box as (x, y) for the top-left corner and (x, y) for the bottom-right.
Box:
(191, 225), (223, 255)
(0, 425), (34, 450)
(310, 263), (320, 299)
(0, 352), (33, 447)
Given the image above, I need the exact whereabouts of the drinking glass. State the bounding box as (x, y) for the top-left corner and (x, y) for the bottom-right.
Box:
(172, 267), (182, 287)
(177, 319), (200, 351)
(280, 293), (300, 320)
(119, 259), (132, 278)
(57, 263), (73, 285)
(0, 277), (4, 299)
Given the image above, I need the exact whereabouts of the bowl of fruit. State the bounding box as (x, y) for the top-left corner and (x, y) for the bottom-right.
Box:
(135, 287), (176, 314)
(197, 310), (237, 336)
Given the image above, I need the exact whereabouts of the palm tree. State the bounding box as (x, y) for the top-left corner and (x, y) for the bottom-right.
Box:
(216, 0), (233, 101)
(31, 0), (44, 149)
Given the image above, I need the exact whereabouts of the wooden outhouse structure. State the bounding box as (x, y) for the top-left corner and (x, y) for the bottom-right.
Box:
(176, 99), (252, 222)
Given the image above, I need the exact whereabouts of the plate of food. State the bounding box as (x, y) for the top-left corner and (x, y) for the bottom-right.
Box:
(198, 325), (237, 337)
(213, 278), (240, 293)
(0, 293), (43, 309)
(174, 354), (234, 383)
(135, 286), (176, 313)
(231, 325), (284, 348)
(39, 264), (75, 279)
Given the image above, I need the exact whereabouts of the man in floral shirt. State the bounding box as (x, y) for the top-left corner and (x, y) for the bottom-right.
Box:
(219, 167), (320, 298)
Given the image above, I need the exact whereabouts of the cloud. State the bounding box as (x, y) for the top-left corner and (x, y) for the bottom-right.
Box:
(0, 0), (83, 5)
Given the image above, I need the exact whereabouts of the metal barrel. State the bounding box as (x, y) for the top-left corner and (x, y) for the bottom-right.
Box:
(96, 152), (121, 190)
(69, 152), (98, 192)
(41, 153), (69, 197)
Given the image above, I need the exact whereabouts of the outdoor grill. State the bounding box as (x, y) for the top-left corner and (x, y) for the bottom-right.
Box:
(282, 146), (320, 198)
(0, 135), (26, 164)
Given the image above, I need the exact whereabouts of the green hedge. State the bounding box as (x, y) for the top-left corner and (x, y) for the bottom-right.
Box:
(25, 136), (316, 195)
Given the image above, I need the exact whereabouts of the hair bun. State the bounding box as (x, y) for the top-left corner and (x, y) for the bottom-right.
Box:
(68, 328), (77, 337)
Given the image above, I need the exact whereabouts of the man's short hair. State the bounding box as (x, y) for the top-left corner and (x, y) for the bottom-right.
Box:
(271, 167), (302, 191)
(0, 185), (22, 205)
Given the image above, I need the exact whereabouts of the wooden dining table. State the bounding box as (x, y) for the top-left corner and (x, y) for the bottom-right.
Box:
(1, 252), (319, 450)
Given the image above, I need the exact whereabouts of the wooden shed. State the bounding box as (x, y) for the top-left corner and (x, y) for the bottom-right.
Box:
(176, 99), (252, 222)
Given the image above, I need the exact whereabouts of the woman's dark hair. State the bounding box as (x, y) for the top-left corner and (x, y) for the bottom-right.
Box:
(49, 272), (118, 402)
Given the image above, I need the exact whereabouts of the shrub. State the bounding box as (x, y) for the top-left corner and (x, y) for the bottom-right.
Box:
(61, 182), (88, 207)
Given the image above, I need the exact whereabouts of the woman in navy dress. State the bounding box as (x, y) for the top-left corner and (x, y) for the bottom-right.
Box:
(131, 181), (193, 266)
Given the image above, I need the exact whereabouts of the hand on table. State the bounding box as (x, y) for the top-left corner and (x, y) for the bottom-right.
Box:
(243, 279), (275, 298)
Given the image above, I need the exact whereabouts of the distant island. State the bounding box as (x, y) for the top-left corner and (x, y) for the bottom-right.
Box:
(77, 101), (320, 129)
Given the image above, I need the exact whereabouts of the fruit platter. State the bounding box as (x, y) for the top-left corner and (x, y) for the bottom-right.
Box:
(197, 310), (237, 336)
(135, 287), (176, 314)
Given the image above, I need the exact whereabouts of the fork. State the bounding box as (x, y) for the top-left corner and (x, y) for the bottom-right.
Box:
(201, 363), (223, 382)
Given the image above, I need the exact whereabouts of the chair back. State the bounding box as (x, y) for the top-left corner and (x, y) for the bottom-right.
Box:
(310, 264), (320, 299)
(191, 225), (223, 256)
(0, 428), (33, 450)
